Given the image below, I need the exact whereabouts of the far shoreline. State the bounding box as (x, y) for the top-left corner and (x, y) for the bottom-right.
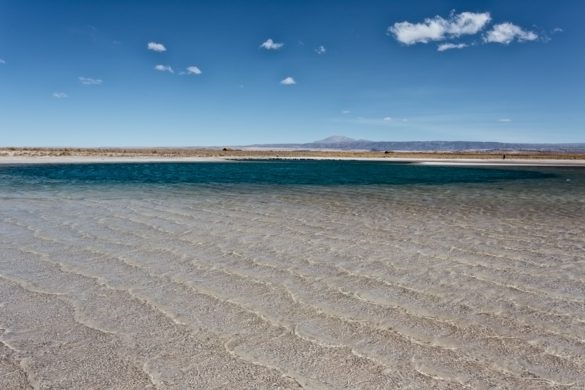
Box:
(2, 148), (585, 167)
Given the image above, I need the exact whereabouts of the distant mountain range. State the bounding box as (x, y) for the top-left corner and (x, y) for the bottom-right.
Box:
(246, 136), (585, 153)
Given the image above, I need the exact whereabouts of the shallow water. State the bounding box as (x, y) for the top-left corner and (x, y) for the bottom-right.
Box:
(1, 161), (584, 389)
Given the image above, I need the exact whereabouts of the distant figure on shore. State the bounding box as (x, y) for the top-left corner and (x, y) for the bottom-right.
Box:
(503, 154), (506, 160)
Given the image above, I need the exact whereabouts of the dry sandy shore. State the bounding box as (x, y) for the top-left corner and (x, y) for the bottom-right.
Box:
(2, 147), (585, 166)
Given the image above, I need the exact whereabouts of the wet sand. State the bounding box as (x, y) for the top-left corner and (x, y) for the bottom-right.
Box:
(1, 164), (585, 388)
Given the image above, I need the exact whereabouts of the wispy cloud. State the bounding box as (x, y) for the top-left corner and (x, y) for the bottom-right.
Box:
(389, 11), (491, 45)
(52, 92), (68, 99)
(69, 25), (98, 43)
(498, 118), (512, 122)
(0, 58), (5, 64)
(341, 110), (351, 114)
(280, 76), (296, 86)
(260, 38), (284, 50)
(541, 27), (563, 43)
(437, 42), (468, 51)
(484, 23), (538, 44)
(154, 64), (174, 73)
(343, 116), (407, 126)
(79, 76), (103, 85)
(147, 42), (167, 52)
(315, 45), (326, 55)
(185, 66), (202, 75)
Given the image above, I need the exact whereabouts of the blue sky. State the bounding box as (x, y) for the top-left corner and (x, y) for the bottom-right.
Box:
(0, 0), (583, 146)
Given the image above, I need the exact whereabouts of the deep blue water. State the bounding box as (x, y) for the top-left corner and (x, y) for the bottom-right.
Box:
(0, 160), (561, 187)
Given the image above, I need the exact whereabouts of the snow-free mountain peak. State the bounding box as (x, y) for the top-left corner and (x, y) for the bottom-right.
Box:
(315, 135), (358, 144)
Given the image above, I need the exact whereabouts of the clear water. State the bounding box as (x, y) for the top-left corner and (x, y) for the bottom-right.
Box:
(1, 161), (584, 389)
(0, 160), (557, 186)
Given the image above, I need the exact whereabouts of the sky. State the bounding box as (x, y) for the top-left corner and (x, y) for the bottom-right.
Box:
(0, 0), (584, 146)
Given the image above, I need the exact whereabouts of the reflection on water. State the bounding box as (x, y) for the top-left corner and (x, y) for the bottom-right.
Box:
(1, 162), (584, 389)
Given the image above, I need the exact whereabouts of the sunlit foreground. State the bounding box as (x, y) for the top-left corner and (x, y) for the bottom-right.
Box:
(1, 162), (584, 389)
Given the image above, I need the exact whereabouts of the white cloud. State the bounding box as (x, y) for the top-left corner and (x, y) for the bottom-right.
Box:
(280, 76), (296, 86)
(147, 42), (167, 52)
(389, 11), (491, 45)
(484, 23), (538, 44)
(315, 45), (326, 55)
(185, 66), (202, 75)
(449, 12), (492, 35)
(498, 118), (512, 122)
(260, 38), (284, 50)
(0, 58), (5, 64)
(79, 76), (103, 85)
(437, 42), (468, 51)
(341, 110), (351, 114)
(383, 116), (392, 121)
(154, 64), (174, 73)
(552, 27), (563, 34)
(52, 92), (68, 99)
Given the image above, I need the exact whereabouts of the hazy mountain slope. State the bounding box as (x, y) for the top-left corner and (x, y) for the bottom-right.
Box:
(248, 136), (585, 152)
